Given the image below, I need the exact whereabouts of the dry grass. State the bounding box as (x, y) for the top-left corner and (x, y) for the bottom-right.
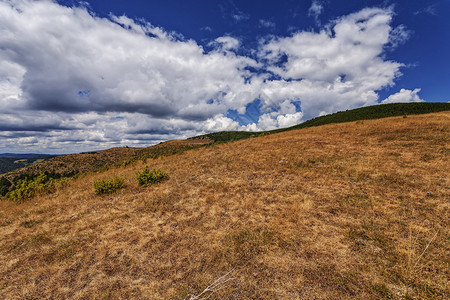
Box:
(0, 112), (449, 299)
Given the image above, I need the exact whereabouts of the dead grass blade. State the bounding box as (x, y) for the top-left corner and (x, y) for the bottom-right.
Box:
(185, 270), (236, 300)
(412, 230), (439, 271)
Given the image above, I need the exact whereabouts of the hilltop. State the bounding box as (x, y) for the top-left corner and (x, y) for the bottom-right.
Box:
(195, 102), (450, 143)
(0, 111), (448, 299)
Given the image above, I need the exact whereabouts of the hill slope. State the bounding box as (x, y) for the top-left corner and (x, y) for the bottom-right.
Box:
(0, 112), (449, 299)
(196, 102), (450, 143)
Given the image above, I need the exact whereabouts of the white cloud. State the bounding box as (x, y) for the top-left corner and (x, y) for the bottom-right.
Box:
(381, 88), (424, 104)
(308, 0), (324, 24)
(0, 1), (417, 153)
(259, 7), (407, 119)
(201, 26), (213, 32)
(204, 115), (240, 132)
(212, 36), (241, 51)
(219, 0), (249, 23)
(0, 60), (25, 106)
(389, 24), (413, 48)
(232, 13), (249, 22)
(414, 4), (438, 16)
(0, 0), (260, 118)
(259, 19), (275, 29)
(277, 112), (303, 128)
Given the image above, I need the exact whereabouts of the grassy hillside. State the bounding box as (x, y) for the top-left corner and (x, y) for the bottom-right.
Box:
(3, 102), (448, 183)
(196, 102), (450, 143)
(0, 112), (448, 299)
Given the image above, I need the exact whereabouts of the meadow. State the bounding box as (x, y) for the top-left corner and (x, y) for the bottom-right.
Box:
(0, 112), (448, 299)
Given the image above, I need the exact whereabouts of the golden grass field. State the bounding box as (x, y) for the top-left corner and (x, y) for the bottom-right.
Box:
(0, 112), (449, 299)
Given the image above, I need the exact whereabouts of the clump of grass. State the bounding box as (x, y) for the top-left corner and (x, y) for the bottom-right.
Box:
(142, 192), (175, 213)
(218, 227), (276, 265)
(121, 159), (136, 167)
(21, 220), (42, 228)
(136, 166), (168, 186)
(93, 176), (125, 195)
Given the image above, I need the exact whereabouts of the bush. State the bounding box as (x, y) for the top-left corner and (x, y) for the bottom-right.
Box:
(0, 176), (12, 197)
(7, 173), (55, 203)
(94, 176), (125, 195)
(136, 167), (168, 186)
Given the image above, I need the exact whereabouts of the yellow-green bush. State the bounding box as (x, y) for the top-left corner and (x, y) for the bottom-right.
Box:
(93, 176), (125, 195)
(136, 167), (168, 186)
(7, 173), (55, 203)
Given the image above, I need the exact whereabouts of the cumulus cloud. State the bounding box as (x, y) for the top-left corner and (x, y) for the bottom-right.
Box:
(381, 88), (424, 104)
(258, 7), (407, 119)
(1, 2), (259, 117)
(0, 1), (416, 153)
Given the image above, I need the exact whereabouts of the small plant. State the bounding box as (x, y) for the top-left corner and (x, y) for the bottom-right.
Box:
(121, 159), (136, 167)
(136, 167), (168, 186)
(93, 176), (125, 195)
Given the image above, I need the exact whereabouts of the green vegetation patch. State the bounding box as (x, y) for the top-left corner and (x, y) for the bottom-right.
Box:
(6, 173), (56, 203)
(136, 166), (168, 186)
(93, 176), (125, 195)
(1, 171), (74, 201)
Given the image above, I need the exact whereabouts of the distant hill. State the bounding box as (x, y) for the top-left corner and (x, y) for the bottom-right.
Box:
(0, 139), (211, 185)
(0, 153), (56, 158)
(195, 102), (450, 143)
(0, 155), (56, 175)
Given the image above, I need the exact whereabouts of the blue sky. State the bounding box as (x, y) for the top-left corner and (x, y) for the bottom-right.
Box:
(0, 0), (448, 154)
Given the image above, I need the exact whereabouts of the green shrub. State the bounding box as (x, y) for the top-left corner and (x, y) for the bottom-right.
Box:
(7, 173), (55, 203)
(0, 176), (12, 197)
(136, 167), (168, 186)
(121, 159), (136, 167)
(94, 176), (125, 195)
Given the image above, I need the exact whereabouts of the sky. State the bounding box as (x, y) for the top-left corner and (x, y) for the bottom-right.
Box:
(0, 0), (449, 154)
